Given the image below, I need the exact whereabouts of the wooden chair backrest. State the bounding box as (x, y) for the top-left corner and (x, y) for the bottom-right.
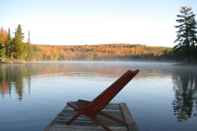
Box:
(87, 70), (139, 114)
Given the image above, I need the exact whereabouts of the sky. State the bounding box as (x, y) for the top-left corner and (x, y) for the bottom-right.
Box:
(0, 0), (197, 47)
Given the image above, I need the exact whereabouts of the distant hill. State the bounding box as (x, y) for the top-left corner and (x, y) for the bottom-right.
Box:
(31, 43), (172, 60)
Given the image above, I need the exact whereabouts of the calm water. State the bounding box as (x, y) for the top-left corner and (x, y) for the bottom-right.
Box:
(0, 61), (197, 131)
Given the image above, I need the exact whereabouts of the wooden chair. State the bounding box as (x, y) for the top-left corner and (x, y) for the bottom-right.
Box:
(66, 70), (139, 131)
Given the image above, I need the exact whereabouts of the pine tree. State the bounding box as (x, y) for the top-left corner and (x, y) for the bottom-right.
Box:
(14, 24), (25, 59)
(26, 31), (33, 60)
(174, 6), (197, 62)
(6, 28), (12, 57)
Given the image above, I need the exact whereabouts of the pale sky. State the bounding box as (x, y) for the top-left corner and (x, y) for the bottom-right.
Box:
(0, 0), (197, 47)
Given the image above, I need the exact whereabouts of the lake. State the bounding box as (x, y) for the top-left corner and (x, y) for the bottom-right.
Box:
(0, 61), (197, 131)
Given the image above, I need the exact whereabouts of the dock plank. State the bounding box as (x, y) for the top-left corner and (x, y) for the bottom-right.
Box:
(44, 103), (137, 131)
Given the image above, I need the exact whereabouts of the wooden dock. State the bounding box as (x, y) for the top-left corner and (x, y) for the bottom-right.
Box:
(44, 103), (138, 131)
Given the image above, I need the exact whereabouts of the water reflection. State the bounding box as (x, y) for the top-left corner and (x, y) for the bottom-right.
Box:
(1, 62), (197, 121)
(1, 61), (197, 131)
(0, 64), (31, 100)
(0, 62), (167, 100)
(172, 70), (197, 121)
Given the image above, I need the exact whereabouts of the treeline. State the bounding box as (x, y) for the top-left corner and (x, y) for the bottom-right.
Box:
(0, 6), (196, 63)
(0, 24), (32, 61)
(0, 26), (172, 61)
(32, 44), (171, 60)
(0, 26), (171, 61)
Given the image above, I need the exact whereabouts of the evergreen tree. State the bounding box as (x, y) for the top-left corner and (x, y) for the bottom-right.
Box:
(6, 28), (12, 57)
(14, 24), (25, 59)
(174, 6), (197, 62)
(25, 31), (33, 60)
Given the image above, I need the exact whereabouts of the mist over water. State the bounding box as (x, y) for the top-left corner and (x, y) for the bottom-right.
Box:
(0, 61), (197, 131)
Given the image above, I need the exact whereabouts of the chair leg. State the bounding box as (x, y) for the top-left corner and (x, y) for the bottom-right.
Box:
(66, 112), (81, 125)
(89, 116), (112, 131)
(99, 111), (127, 126)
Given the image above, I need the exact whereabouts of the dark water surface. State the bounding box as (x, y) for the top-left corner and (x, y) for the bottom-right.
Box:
(0, 61), (197, 131)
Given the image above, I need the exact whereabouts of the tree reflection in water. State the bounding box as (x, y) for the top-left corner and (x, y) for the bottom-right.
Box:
(172, 70), (197, 121)
(0, 64), (31, 100)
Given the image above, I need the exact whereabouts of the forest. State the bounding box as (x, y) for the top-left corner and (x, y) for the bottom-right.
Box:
(0, 25), (171, 61)
(31, 44), (171, 60)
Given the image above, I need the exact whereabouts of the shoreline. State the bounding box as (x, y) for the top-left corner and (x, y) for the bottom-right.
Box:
(0, 57), (196, 65)
(0, 58), (27, 64)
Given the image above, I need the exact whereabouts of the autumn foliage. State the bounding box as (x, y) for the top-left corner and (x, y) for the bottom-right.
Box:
(0, 27), (8, 45)
(32, 44), (171, 60)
